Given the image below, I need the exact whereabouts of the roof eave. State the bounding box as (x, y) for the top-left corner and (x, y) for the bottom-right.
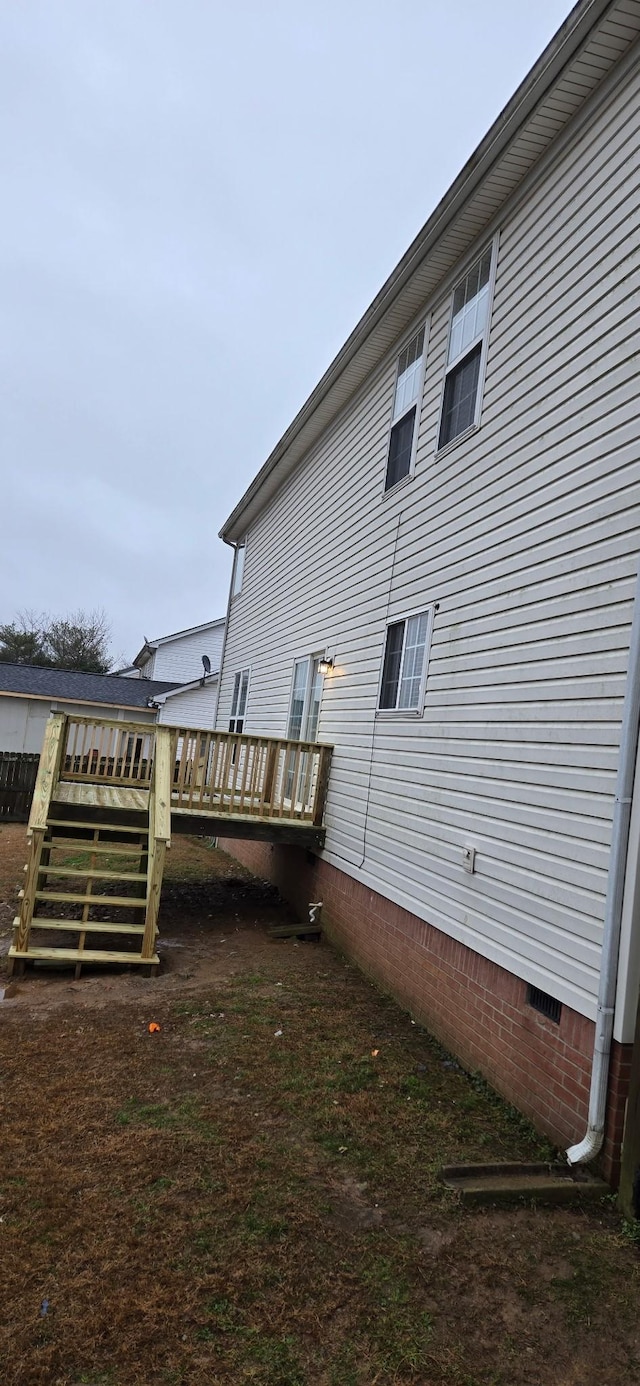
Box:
(220, 0), (615, 544)
(151, 671), (219, 704)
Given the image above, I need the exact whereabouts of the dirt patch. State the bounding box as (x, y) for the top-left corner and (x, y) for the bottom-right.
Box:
(1, 824), (639, 1385)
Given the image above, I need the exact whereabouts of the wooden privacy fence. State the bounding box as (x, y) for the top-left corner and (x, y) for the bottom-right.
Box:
(0, 752), (41, 821)
(171, 728), (332, 826)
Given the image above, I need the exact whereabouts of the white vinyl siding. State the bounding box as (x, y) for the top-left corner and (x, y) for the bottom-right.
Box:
(150, 624), (225, 683)
(217, 54), (640, 1029)
(157, 681), (219, 729)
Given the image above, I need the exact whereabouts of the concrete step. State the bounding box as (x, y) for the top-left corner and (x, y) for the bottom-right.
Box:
(441, 1161), (609, 1207)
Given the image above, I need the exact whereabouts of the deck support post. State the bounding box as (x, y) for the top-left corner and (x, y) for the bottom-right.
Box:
(141, 727), (172, 963)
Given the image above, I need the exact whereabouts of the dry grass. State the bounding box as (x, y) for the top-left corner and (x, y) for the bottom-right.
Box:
(0, 825), (639, 1385)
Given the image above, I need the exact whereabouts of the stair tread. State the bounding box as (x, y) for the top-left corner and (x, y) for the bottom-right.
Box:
(31, 918), (147, 935)
(9, 945), (159, 965)
(46, 819), (149, 835)
(45, 838), (144, 856)
(35, 890), (146, 908)
(40, 866), (147, 882)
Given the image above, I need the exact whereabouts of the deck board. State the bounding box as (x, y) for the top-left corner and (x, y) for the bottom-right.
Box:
(55, 782), (150, 812)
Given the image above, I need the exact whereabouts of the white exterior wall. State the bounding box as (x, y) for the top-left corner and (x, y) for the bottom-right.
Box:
(148, 625), (224, 684)
(0, 698), (157, 753)
(157, 680), (219, 729)
(218, 54), (640, 1030)
(0, 698), (51, 753)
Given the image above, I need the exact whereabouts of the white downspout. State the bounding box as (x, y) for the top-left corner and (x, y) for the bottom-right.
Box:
(567, 562), (640, 1166)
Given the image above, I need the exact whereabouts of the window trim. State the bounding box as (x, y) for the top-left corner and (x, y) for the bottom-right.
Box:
(436, 234), (499, 456)
(231, 541), (246, 598)
(229, 665), (251, 733)
(376, 606), (435, 719)
(383, 321), (429, 495)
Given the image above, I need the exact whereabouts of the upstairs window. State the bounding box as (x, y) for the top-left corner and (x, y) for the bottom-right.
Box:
(385, 327), (425, 491)
(229, 667), (250, 732)
(231, 542), (246, 597)
(438, 243), (495, 450)
(378, 610), (432, 713)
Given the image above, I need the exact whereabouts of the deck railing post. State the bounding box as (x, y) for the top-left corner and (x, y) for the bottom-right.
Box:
(263, 743), (278, 808)
(28, 713), (66, 834)
(313, 745), (333, 827)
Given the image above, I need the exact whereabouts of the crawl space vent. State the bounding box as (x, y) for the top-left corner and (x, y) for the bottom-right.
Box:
(526, 985), (561, 1024)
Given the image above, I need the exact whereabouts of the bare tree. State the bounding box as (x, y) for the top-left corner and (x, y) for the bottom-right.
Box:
(0, 609), (113, 673)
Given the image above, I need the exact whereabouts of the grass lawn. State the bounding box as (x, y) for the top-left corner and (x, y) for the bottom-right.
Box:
(0, 825), (639, 1385)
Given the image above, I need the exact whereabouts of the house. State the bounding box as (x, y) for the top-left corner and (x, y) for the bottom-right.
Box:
(128, 618), (225, 683)
(0, 662), (180, 753)
(214, 0), (640, 1186)
(119, 618), (226, 729)
(149, 672), (220, 729)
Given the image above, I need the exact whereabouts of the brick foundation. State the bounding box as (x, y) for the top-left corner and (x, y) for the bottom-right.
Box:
(221, 836), (631, 1186)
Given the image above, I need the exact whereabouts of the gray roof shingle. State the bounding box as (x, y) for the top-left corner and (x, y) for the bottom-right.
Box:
(0, 663), (181, 709)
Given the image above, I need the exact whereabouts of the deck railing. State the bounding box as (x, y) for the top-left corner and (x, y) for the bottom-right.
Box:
(54, 716), (333, 829)
(171, 728), (333, 826)
(61, 716), (156, 786)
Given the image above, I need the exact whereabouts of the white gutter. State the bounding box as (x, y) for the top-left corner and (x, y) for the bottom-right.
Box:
(567, 560), (640, 1165)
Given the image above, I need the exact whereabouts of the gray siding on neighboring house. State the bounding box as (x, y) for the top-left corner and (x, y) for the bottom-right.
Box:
(0, 697), (157, 754)
(157, 680), (219, 729)
(143, 625), (225, 684)
(0, 698), (51, 754)
(217, 49), (640, 1030)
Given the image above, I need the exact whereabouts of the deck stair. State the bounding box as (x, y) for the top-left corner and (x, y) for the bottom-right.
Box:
(7, 712), (333, 979)
(8, 714), (171, 977)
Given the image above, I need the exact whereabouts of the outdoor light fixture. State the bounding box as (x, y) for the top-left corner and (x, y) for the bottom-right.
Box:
(318, 656), (334, 675)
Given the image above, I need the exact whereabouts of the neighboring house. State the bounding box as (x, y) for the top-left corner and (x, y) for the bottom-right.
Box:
(215, 0), (640, 1185)
(0, 663), (180, 753)
(130, 618), (225, 683)
(150, 673), (220, 729)
(119, 618), (226, 729)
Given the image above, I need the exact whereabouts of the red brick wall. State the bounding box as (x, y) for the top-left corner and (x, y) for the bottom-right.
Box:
(221, 836), (630, 1185)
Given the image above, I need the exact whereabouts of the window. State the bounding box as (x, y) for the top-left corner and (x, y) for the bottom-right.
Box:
(229, 667), (250, 732)
(287, 656), (324, 742)
(438, 243), (495, 450)
(378, 610), (432, 713)
(285, 655), (326, 802)
(385, 327), (425, 491)
(231, 542), (246, 597)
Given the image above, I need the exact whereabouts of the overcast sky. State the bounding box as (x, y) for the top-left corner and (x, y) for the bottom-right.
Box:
(0, 0), (574, 666)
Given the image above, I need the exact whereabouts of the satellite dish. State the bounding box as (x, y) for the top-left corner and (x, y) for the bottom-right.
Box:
(202, 655), (211, 675)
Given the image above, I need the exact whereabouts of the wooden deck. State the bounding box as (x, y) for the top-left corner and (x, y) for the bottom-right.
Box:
(8, 713), (333, 975)
(55, 716), (333, 843)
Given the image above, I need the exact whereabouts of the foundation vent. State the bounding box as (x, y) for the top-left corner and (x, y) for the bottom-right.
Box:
(527, 985), (561, 1024)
